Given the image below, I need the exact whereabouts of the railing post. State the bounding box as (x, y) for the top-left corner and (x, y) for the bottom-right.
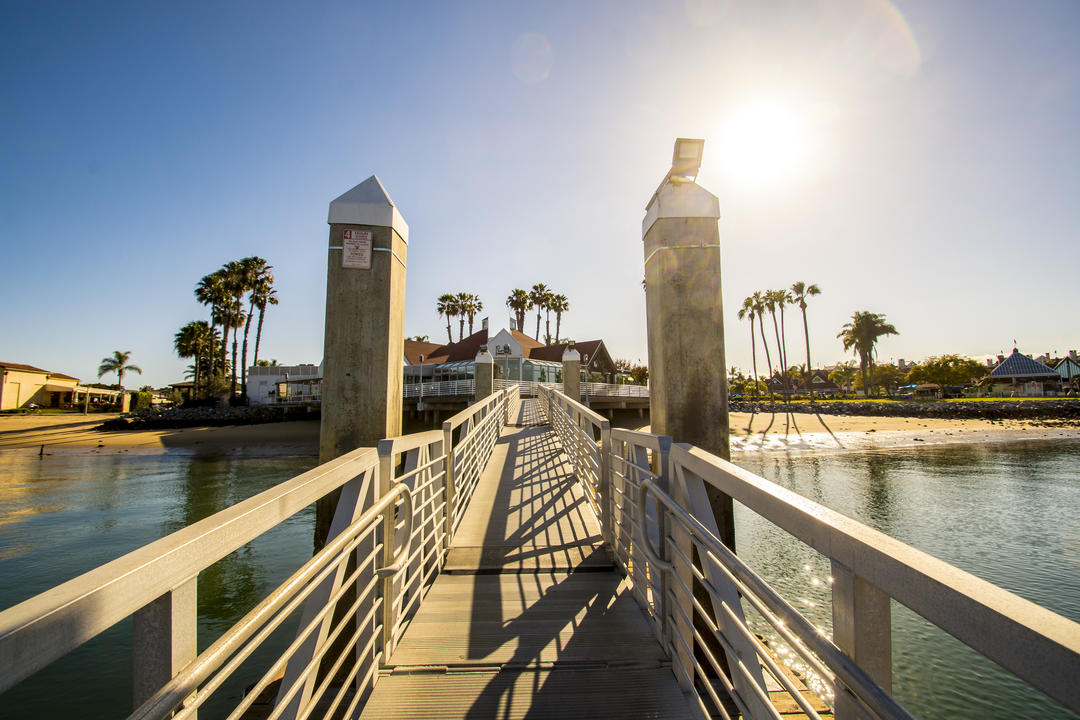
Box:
(132, 577), (197, 713)
(831, 560), (892, 719)
(442, 419), (455, 553)
(599, 419), (612, 546)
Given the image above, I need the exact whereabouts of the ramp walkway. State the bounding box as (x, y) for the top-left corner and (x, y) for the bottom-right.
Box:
(360, 400), (694, 718)
(5, 388), (1079, 720)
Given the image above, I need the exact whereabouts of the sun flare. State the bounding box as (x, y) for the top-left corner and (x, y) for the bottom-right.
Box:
(718, 100), (810, 187)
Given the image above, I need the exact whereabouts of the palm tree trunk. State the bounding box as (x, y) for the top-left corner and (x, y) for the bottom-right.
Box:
(445, 318), (453, 343)
(231, 323), (239, 396)
(555, 313), (562, 344)
(241, 300), (254, 399)
(253, 307), (266, 369)
(757, 315), (774, 406)
(801, 307), (813, 402)
(458, 316), (465, 342)
(535, 311), (541, 341)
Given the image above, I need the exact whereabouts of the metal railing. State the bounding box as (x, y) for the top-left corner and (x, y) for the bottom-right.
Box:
(501, 378), (648, 398)
(0, 388), (515, 719)
(495, 378), (561, 397)
(403, 379), (475, 398)
(583, 380), (649, 397)
(541, 386), (1080, 720)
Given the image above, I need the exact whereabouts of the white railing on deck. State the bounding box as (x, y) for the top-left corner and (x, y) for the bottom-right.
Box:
(541, 386), (1080, 720)
(0, 388), (514, 720)
(404, 379), (475, 398)
(583, 381), (649, 397)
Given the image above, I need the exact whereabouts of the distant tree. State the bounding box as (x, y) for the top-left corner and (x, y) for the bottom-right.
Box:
(195, 270), (229, 378)
(529, 283), (550, 340)
(246, 258), (277, 383)
(829, 362), (858, 397)
(752, 291), (775, 404)
(256, 358), (279, 367)
(459, 293), (483, 336)
(436, 293), (458, 343)
(549, 293), (570, 343)
(857, 364), (905, 398)
(98, 350), (142, 397)
(737, 296), (760, 399)
(907, 355), (989, 398)
(408, 335), (430, 342)
(505, 289), (530, 332)
(838, 311), (898, 396)
(790, 281), (822, 400)
(238, 256), (275, 399)
(174, 320), (215, 398)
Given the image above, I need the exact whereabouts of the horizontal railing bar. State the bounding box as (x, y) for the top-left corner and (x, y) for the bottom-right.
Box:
(0, 446), (380, 694)
(670, 444), (1080, 712)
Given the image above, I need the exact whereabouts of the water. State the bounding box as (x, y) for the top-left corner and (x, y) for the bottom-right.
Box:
(1, 441), (1078, 718)
(734, 439), (1080, 719)
(0, 449), (318, 719)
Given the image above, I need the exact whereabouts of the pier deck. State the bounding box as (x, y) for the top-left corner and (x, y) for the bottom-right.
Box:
(359, 401), (694, 718)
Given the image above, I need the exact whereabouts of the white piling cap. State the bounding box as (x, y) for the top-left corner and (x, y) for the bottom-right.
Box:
(475, 346), (494, 364)
(562, 347), (581, 362)
(328, 175), (409, 243)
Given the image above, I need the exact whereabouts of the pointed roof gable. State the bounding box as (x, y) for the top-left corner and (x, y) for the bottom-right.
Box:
(403, 340), (444, 365)
(989, 349), (1059, 378)
(327, 175), (409, 242)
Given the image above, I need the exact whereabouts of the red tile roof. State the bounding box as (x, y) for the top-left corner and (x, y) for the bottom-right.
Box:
(1, 362), (80, 382)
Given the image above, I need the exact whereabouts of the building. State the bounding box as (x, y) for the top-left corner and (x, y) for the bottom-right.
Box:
(987, 348), (1061, 396)
(403, 328), (617, 386)
(247, 364), (323, 406)
(0, 362), (80, 410)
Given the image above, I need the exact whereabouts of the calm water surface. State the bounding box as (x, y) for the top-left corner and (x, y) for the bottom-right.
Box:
(1, 441), (1078, 718)
(0, 450), (318, 719)
(734, 439), (1080, 720)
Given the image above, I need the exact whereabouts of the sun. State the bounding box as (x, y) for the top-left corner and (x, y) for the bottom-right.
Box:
(718, 100), (810, 187)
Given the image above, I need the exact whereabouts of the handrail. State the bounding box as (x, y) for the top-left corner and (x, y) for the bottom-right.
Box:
(0, 445), (379, 694)
(1, 391), (517, 718)
(542, 385), (1080, 719)
(670, 443), (1080, 714)
(128, 482), (413, 720)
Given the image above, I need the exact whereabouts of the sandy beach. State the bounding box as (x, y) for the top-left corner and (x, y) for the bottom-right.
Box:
(728, 410), (1080, 454)
(2, 411), (1079, 458)
(0, 413), (320, 456)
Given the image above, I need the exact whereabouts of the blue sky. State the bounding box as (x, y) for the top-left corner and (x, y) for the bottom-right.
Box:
(2, 1), (1079, 387)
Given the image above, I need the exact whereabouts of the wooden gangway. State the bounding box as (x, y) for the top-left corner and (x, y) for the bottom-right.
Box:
(360, 401), (693, 718)
(2, 385), (1079, 720)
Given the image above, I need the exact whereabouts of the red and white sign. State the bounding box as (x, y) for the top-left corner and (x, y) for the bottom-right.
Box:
(342, 229), (372, 269)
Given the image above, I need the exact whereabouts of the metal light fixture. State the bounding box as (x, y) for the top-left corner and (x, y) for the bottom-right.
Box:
(670, 138), (705, 182)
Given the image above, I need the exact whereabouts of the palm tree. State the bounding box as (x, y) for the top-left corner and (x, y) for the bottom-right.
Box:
(838, 311), (899, 397)
(250, 273), (277, 375)
(238, 257), (274, 399)
(506, 289), (530, 333)
(542, 290), (556, 344)
(98, 351), (142, 400)
(461, 293), (483, 336)
(550, 294), (570, 343)
(529, 283), (549, 341)
(195, 271), (229, 378)
(436, 294), (458, 343)
(767, 289), (792, 396)
(752, 291), (774, 400)
(454, 292), (472, 340)
(174, 321), (214, 398)
(790, 281), (822, 401)
(737, 296), (759, 399)
(222, 260), (249, 396)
